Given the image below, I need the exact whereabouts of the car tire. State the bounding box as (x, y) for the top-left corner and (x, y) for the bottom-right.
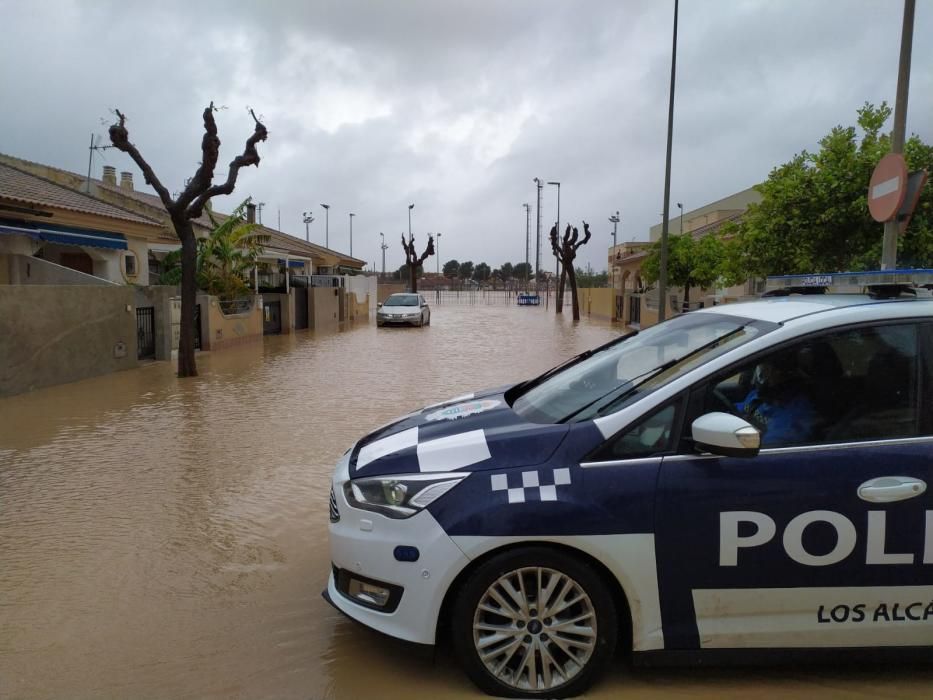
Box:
(452, 547), (617, 698)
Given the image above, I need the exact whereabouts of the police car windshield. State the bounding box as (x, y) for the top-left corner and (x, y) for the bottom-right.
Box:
(511, 312), (773, 424)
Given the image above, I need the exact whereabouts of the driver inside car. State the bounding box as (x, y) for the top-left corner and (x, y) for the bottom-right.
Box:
(734, 350), (818, 448)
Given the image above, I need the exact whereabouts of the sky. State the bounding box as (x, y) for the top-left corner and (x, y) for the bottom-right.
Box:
(1, 0), (931, 274)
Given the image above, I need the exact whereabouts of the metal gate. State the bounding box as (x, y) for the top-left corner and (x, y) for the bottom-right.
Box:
(294, 290), (308, 330)
(628, 294), (641, 326)
(194, 303), (202, 350)
(263, 300), (282, 335)
(136, 306), (155, 359)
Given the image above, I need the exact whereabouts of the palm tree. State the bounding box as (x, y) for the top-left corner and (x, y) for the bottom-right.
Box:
(158, 199), (268, 304)
(198, 200), (269, 303)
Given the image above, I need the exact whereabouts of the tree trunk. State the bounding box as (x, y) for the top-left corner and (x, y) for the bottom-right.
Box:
(556, 267), (568, 313)
(176, 219), (199, 377)
(567, 264), (581, 321)
(409, 264), (418, 293)
(682, 283), (691, 313)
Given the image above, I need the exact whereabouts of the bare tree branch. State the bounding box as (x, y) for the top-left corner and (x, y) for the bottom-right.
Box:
(186, 108), (267, 220)
(108, 109), (174, 211)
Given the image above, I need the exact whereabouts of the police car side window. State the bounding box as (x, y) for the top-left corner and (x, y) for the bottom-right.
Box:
(696, 323), (921, 448)
(822, 323), (919, 443)
(588, 398), (681, 462)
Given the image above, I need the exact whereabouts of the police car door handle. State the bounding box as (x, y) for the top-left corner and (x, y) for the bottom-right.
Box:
(857, 476), (927, 503)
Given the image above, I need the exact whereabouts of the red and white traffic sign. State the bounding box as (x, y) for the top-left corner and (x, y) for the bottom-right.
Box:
(868, 153), (908, 222)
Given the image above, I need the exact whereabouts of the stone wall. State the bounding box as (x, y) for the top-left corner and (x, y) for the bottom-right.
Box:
(0, 285), (137, 397)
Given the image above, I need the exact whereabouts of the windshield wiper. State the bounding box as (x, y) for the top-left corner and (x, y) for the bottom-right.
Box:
(558, 358), (678, 423)
(512, 331), (638, 396)
(558, 326), (748, 423)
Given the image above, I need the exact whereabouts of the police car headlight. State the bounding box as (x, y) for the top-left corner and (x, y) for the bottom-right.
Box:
(344, 474), (467, 519)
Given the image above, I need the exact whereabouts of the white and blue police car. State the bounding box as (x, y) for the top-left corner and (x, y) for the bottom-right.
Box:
(325, 270), (933, 698)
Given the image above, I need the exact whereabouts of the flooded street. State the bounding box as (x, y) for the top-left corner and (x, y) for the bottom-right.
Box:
(1, 304), (931, 699)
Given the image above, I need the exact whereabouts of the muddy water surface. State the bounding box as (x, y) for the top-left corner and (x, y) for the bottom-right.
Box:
(1, 304), (931, 699)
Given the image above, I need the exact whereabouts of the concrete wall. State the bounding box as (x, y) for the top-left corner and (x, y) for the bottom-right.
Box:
(197, 294), (263, 350)
(345, 275), (374, 321)
(0, 285), (137, 397)
(575, 287), (614, 320)
(310, 287), (340, 330)
(8, 254), (116, 285)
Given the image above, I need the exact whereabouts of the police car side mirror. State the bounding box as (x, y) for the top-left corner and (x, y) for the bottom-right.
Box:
(691, 412), (761, 459)
(377, 302), (382, 307)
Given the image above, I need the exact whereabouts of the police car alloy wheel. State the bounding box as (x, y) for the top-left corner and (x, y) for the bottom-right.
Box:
(452, 547), (617, 698)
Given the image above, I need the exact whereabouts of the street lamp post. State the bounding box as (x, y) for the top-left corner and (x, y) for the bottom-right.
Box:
(436, 232), (442, 274)
(349, 213), (355, 256)
(609, 211), (620, 250)
(320, 204), (330, 248)
(658, 0), (679, 323)
(380, 232), (387, 279)
(677, 202), (684, 233)
(523, 203), (531, 290)
(547, 181), (561, 297)
(408, 203), (414, 239)
(532, 178), (542, 290)
(302, 211), (314, 241)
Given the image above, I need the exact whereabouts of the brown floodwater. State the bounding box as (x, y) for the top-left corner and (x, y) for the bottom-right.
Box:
(1, 302), (931, 699)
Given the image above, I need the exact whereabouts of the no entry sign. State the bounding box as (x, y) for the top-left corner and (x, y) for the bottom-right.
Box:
(868, 153), (908, 222)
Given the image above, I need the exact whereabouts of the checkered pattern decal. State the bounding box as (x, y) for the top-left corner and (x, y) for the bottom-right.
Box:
(490, 468), (571, 504)
(356, 427), (492, 473)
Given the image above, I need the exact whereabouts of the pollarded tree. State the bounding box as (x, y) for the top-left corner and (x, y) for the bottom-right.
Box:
(401, 233), (434, 292)
(109, 104), (267, 377)
(550, 222), (592, 320)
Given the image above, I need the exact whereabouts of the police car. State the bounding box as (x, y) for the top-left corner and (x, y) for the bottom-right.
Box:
(325, 270), (933, 698)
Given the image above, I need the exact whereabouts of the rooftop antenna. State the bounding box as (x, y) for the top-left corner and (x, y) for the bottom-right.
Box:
(85, 133), (113, 193)
(257, 202), (266, 225)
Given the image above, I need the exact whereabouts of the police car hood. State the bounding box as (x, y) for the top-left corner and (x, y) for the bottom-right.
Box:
(349, 388), (569, 478)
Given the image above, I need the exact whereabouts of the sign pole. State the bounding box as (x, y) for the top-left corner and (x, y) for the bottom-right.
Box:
(881, 0), (916, 270)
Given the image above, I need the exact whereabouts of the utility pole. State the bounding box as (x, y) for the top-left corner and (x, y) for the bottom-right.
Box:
(882, 0), (916, 269)
(658, 0), (679, 322)
(436, 232), (442, 274)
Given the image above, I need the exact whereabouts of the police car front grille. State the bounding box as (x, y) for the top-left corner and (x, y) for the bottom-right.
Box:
(329, 486), (340, 523)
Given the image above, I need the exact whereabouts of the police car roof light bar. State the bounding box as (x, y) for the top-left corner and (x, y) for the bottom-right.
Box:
(763, 268), (933, 297)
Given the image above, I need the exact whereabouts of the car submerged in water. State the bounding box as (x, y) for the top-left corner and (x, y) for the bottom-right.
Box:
(376, 293), (431, 327)
(326, 272), (933, 698)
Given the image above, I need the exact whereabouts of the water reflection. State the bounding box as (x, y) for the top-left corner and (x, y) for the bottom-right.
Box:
(1, 304), (931, 698)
